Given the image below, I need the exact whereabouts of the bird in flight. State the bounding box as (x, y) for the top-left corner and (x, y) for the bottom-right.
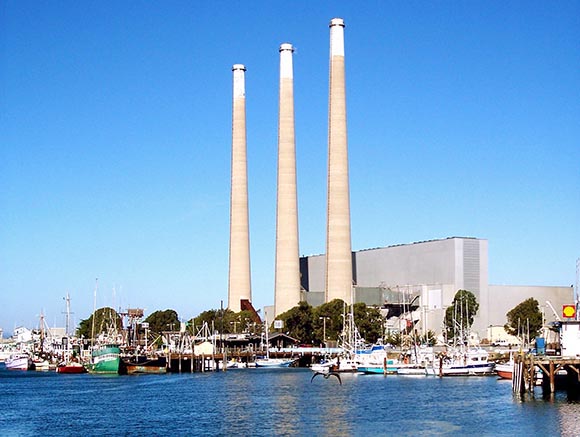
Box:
(310, 371), (342, 385)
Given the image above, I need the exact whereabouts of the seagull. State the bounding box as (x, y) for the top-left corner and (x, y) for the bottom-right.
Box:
(311, 371), (342, 385)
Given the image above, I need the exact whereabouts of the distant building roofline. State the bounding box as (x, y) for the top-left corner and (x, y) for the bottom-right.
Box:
(301, 236), (485, 258)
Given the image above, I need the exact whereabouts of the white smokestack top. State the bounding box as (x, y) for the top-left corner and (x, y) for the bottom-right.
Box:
(274, 43), (301, 317)
(329, 18), (345, 56)
(279, 43), (294, 79)
(228, 63), (252, 313)
(325, 18), (353, 305)
(232, 64), (246, 98)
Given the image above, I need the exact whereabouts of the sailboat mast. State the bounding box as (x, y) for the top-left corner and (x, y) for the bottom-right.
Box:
(91, 278), (98, 347)
(65, 293), (71, 337)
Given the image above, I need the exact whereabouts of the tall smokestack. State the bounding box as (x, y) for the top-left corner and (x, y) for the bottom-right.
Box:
(274, 43), (301, 317)
(228, 64), (252, 312)
(325, 18), (353, 304)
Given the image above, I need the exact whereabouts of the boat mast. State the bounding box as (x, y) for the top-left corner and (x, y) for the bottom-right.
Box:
(64, 293), (71, 337)
(91, 278), (98, 347)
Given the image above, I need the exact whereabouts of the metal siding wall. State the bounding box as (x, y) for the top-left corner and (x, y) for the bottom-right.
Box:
(462, 239), (480, 295)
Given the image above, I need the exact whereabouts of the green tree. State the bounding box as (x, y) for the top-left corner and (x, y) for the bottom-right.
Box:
(313, 299), (348, 342)
(276, 301), (315, 343)
(189, 309), (259, 335)
(444, 290), (479, 344)
(505, 298), (543, 341)
(144, 309), (180, 335)
(77, 307), (122, 339)
(353, 303), (384, 344)
(384, 331), (402, 347)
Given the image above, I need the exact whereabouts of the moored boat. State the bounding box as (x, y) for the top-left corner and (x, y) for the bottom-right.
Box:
(120, 356), (167, 374)
(5, 353), (31, 370)
(427, 348), (495, 376)
(85, 344), (121, 374)
(57, 361), (87, 374)
(32, 357), (50, 371)
(358, 359), (399, 375)
(255, 357), (298, 368)
(396, 363), (428, 375)
(495, 361), (513, 380)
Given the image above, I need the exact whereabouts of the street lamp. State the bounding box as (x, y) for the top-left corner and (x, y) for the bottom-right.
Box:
(319, 316), (329, 348)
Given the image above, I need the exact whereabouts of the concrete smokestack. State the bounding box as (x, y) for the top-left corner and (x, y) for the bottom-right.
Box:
(325, 18), (353, 304)
(228, 64), (252, 312)
(274, 43), (301, 317)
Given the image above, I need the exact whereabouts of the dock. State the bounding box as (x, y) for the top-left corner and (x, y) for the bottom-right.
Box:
(513, 353), (580, 398)
(163, 347), (341, 373)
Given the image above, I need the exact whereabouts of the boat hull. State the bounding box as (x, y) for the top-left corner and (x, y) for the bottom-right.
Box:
(57, 363), (87, 374)
(120, 356), (167, 374)
(358, 365), (398, 374)
(495, 362), (513, 380)
(86, 345), (121, 374)
(427, 363), (495, 376)
(5, 355), (30, 370)
(255, 358), (297, 368)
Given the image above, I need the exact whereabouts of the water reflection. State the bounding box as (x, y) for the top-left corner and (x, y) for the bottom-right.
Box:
(557, 401), (580, 437)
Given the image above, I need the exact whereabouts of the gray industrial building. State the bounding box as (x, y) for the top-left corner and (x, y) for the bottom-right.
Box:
(298, 237), (573, 341)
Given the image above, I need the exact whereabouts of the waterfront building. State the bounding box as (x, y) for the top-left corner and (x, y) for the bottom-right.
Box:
(299, 236), (573, 341)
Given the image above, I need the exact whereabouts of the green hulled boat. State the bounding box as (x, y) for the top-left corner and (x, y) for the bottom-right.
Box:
(86, 344), (121, 374)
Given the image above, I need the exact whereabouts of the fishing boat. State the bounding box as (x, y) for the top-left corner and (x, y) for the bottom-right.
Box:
(85, 344), (121, 374)
(495, 361), (513, 380)
(312, 354), (360, 373)
(355, 344), (398, 374)
(31, 356), (50, 371)
(57, 360), (87, 374)
(495, 352), (517, 380)
(120, 356), (167, 374)
(5, 353), (31, 370)
(427, 347), (495, 376)
(357, 358), (399, 374)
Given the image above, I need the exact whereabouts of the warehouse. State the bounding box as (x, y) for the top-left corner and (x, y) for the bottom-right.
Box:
(298, 237), (573, 341)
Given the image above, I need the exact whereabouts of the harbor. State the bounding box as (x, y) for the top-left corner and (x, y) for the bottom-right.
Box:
(2, 361), (580, 437)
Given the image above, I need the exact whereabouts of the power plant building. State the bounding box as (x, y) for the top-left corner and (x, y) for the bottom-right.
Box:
(299, 237), (573, 340)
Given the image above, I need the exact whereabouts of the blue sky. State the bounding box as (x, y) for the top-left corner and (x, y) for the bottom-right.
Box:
(1, 1), (579, 333)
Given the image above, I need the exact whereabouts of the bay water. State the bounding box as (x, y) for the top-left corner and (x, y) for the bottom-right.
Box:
(1, 365), (579, 436)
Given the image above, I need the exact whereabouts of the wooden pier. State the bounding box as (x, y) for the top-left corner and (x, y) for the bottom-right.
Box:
(513, 353), (580, 398)
(163, 349), (331, 373)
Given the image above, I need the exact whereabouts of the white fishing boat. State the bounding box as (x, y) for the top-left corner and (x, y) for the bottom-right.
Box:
(312, 354), (360, 373)
(427, 347), (495, 376)
(5, 353), (31, 370)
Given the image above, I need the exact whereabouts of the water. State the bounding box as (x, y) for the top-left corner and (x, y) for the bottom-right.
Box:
(1, 366), (579, 436)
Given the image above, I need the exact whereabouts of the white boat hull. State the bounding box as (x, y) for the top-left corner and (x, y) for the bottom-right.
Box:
(255, 358), (297, 368)
(5, 355), (30, 370)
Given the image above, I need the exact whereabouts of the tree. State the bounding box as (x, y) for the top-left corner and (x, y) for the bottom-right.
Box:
(352, 303), (384, 344)
(444, 290), (479, 344)
(505, 298), (543, 341)
(144, 309), (180, 335)
(189, 309), (258, 335)
(77, 307), (122, 339)
(276, 301), (315, 343)
(313, 299), (348, 342)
